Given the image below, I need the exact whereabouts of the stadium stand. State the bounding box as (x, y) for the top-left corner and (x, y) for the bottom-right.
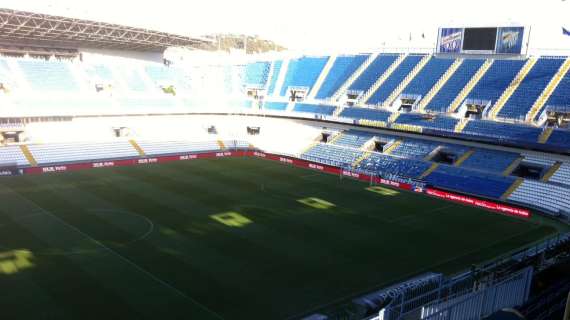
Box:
(534, 64), (570, 121)
(425, 165), (515, 199)
(498, 58), (564, 120)
(266, 60), (282, 95)
(330, 130), (376, 148)
(302, 143), (363, 168)
(424, 59), (486, 112)
(263, 101), (288, 111)
(390, 139), (439, 159)
(279, 56), (328, 96)
(459, 149), (520, 174)
(461, 119), (541, 144)
(339, 107), (392, 122)
(548, 162), (570, 186)
(508, 179), (570, 216)
(293, 103), (336, 115)
(348, 54), (399, 92)
(467, 59), (526, 106)
(0, 145), (30, 167)
(394, 113), (458, 132)
(27, 141), (140, 165)
(544, 128), (570, 148)
(315, 55), (368, 100)
(244, 62), (271, 87)
(135, 140), (222, 155)
(401, 57), (455, 98)
(356, 152), (431, 178)
(366, 54), (425, 105)
(18, 59), (79, 92)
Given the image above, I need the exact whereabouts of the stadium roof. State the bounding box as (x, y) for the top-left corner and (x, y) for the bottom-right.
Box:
(0, 8), (212, 52)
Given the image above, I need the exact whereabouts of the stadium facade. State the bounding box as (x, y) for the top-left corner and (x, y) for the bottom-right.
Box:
(0, 8), (568, 320)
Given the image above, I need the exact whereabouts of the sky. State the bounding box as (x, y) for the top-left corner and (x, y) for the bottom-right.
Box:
(2, 0), (570, 53)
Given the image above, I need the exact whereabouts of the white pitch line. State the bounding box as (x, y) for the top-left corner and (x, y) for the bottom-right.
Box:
(5, 187), (225, 320)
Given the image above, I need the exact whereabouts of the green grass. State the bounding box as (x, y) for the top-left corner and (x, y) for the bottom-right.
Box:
(0, 157), (562, 319)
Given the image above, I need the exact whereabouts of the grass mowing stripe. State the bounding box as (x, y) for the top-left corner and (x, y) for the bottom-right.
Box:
(0, 184), (224, 320)
(0, 158), (562, 320)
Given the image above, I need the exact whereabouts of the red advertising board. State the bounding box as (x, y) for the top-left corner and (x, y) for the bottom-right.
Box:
(20, 149), (530, 219)
(426, 188), (530, 218)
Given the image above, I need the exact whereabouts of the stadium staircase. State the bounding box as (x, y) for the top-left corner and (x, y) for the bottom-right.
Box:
(501, 178), (524, 200)
(424, 146), (442, 161)
(300, 142), (319, 155)
(489, 58), (538, 119)
(383, 55), (432, 106)
(454, 149), (475, 166)
(383, 139), (402, 155)
(541, 161), (562, 182)
(352, 151), (373, 168)
(332, 105), (345, 117)
(19, 145), (37, 167)
(454, 118), (470, 133)
(538, 127), (554, 144)
(331, 53), (379, 101)
(273, 58), (290, 97)
(388, 111), (400, 123)
(448, 59), (493, 112)
(503, 156), (524, 176)
(286, 101), (296, 111)
(360, 54), (407, 105)
(129, 139), (146, 156)
(417, 59), (464, 112)
(526, 58), (570, 122)
(217, 140), (226, 150)
(328, 132), (344, 144)
(308, 55), (337, 100)
(265, 61), (278, 92)
(419, 163), (439, 179)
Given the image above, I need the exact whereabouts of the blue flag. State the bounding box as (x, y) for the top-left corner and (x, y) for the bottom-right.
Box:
(564, 27), (570, 36)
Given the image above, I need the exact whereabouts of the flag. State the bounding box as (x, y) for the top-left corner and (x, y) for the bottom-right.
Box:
(563, 27), (570, 36)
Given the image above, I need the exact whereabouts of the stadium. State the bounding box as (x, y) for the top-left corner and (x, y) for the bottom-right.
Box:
(0, 2), (569, 320)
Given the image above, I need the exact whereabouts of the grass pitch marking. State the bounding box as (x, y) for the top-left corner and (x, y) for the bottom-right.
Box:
(297, 197), (336, 210)
(210, 212), (252, 227)
(366, 186), (399, 196)
(0, 249), (34, 275)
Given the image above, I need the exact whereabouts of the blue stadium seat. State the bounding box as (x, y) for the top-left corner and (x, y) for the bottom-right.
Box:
(293, 103), (336, 115)
(394, 113), (458, 132)
(18, 60), (79, 92)
(266, 60), (282, 96)
(263, 101), (288, 111)
(302, 144), (363, 168)
(367, 55), (425, 105)
(538, 69), (570, 121)
(425, 59), (485, 112)
(349, 54), (399, 92)
(425, 165), (515, 199)
(467, 59), (526, 105)
(339, 107), (392, 122)
(546, 129), (570, 149)
(390, 139), (439, 159)
(315, 55), (368, 99)
(462, 119), (541, 144)
(401, 57), (455, 97)
(356, 153), (431, 178)
(244, 62), (271, 87)
(498, 58), (564, 120)
(331, 130), (376, 148)
(460, 149), (520, 174)
(280, 56), (328, 96)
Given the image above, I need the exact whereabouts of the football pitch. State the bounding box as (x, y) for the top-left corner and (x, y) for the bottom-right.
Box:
(0, 157), (563, 319)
